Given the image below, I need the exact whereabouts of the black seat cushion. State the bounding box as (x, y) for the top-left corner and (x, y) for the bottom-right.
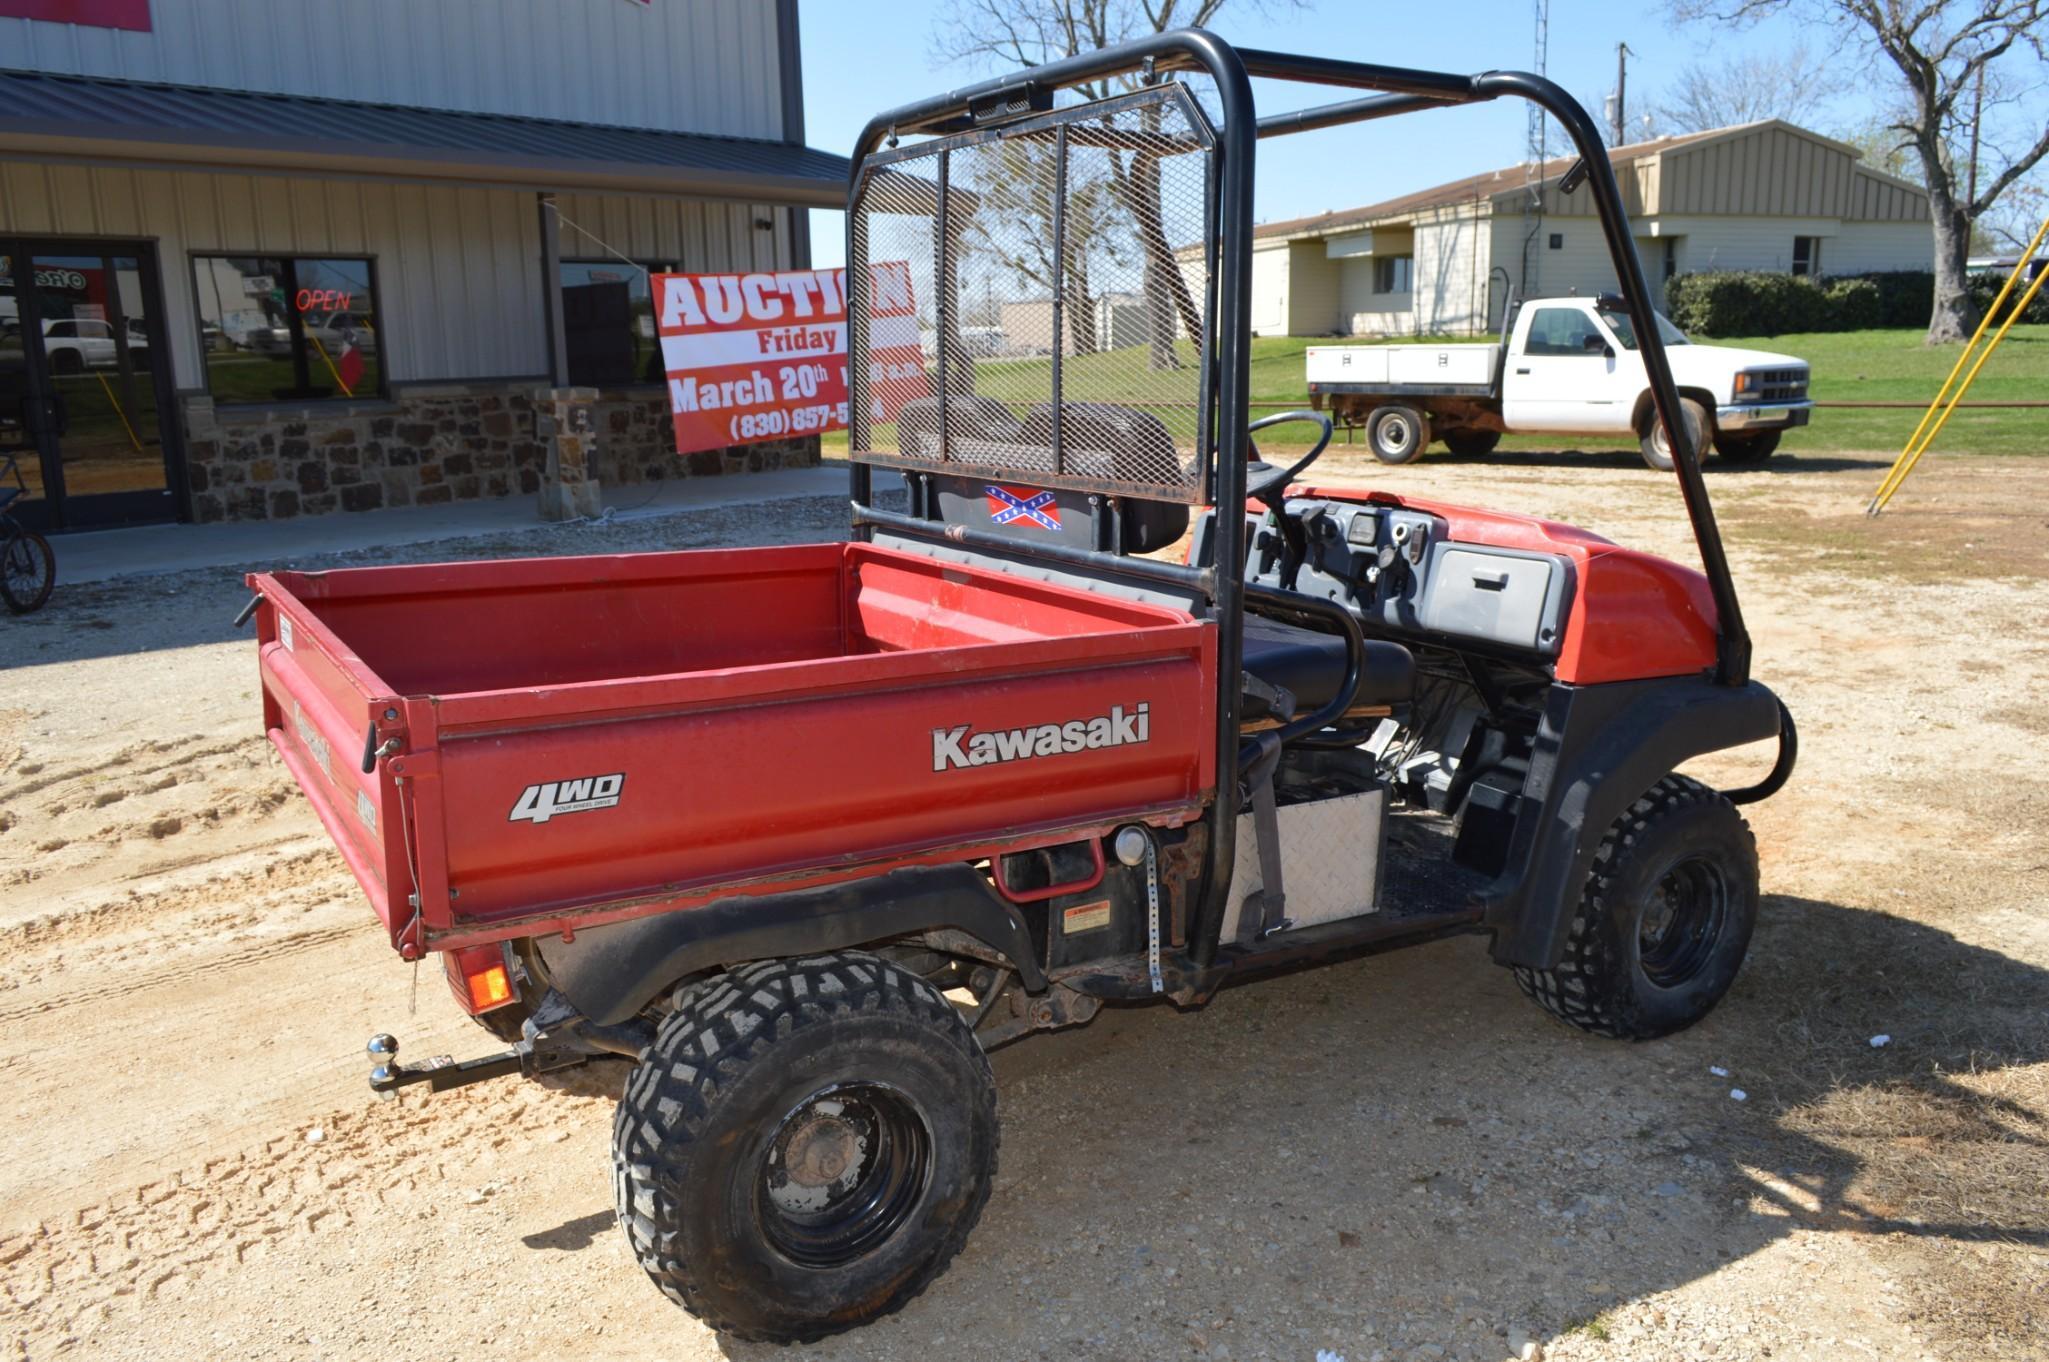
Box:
(1241, 613), (1415, 716)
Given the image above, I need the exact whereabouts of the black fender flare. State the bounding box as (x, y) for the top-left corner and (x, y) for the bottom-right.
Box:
(1483, 676), (1786, 970)
(533, 864), (1046, 1027)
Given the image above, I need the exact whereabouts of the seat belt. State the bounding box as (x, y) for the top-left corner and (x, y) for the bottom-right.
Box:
(1236, 724), (1293, 944)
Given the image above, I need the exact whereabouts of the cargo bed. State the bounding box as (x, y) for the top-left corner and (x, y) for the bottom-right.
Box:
(250, 543), (1216, 954)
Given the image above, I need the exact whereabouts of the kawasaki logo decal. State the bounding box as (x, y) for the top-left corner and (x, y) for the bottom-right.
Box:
(510, 773), (625, 824)
(932, 703), (1149, 772)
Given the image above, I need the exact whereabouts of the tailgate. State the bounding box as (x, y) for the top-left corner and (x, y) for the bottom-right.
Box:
(249, 575), (412, 950)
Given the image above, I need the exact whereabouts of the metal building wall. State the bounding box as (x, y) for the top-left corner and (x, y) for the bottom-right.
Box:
(0, 159), (795, 392)
(0, 0), (785, 139)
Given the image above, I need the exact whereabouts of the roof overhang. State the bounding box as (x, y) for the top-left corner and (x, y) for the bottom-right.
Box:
(0, 70), (852, 206)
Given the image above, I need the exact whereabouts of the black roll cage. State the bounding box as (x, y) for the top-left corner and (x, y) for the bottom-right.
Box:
(844, 30), (1752, 977)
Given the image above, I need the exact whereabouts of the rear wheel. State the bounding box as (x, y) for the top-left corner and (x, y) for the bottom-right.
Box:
(613, 951), (998, 1343)
(1442, 429), (1501, 457)
(1, 528), (55, 614)
(1713, 429), (1780, 463)
(1367, 403), (1431, 464)
(1513, 775), (1758, 1039)
(1639, 397), (1709, 473)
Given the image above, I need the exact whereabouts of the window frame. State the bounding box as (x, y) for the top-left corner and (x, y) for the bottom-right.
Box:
(189, 252), (386, 405)
(1372, 253), (1414, 295)
(559, 257), (677, 389)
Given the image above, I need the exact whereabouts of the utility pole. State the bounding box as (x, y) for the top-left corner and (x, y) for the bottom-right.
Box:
(1966, 65), (1984, 212)
(1611, 43), (1631, 145)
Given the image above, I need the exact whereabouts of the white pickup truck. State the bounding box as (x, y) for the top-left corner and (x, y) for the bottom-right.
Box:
(1305, 294), (1812, 471)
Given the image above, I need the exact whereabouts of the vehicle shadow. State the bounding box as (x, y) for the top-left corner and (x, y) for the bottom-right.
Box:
(686, 894), (2045, 1360)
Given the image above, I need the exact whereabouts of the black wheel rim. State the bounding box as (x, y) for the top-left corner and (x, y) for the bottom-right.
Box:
(758, 1081), (932, 1269)
(1636, 854), (1730, 988)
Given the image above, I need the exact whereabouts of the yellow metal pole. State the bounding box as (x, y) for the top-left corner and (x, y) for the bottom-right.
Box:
(1870, 254), (2049, 514)
(92, 369), (146, 454)
(309, 333), (355, 398)
(1867, 213), (2049, 514)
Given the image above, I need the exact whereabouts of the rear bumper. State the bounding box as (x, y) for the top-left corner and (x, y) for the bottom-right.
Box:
(1715, 400), (1812, 432)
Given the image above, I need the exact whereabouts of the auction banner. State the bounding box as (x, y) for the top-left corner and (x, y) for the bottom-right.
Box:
(653, 264), (929, 455)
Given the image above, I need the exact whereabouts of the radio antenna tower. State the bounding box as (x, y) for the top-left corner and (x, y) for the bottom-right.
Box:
(1519, 0), (1550, 296)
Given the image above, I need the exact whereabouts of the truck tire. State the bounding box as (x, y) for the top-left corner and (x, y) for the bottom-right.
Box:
(1443, 430), (1501, 457)
(613, 951), (998, 1343)
(1638, 397), (1709, 472)
(1712, 430), (1779, 463)
(1512, 775), (1758, 1040)
(1367, 404), (1430, 464)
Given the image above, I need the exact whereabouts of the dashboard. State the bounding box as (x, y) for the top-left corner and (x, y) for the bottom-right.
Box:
(1198, 499), (1576, 658)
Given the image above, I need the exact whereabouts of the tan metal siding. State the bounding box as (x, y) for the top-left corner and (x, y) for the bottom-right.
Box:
(0, 0), (785, 137)
(0, 159), (792, 390)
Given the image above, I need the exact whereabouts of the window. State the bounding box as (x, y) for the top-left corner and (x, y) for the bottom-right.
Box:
(561, 261), (673, 387)
(1523, 306), (1610, 357)
(191, 256), (381, 403)
(1372, 254), (1413, 295)
(1791, 236), (1821, 277)
(1598, 307), (1690, 350)
(1662, 238), (1679, 280)
(1548, 233), (1564, 250)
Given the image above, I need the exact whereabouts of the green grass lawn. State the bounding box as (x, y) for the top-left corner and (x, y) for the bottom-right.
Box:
(825, 325), (2046, 459)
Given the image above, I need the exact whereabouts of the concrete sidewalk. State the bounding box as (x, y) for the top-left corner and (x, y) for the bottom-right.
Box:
(55, 465), (894, 584)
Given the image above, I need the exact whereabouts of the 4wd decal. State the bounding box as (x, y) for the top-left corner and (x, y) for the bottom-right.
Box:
(932, 703), (1149, 772)
(510, 773), (625, 824)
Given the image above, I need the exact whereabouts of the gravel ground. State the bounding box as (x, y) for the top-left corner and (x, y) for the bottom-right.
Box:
(1, 453), (2043, 1361)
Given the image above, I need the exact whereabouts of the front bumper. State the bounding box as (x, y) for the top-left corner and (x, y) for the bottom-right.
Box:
(1715, 399), (1812, 432)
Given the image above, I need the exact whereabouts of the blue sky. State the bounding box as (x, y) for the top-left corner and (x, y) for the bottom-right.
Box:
(800, 0), (1846, 266)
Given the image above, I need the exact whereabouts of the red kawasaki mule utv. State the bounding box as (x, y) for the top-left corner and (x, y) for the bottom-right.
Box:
(246, 31), (1794, 1343)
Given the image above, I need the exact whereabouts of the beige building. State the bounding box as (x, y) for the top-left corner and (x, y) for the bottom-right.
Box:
(1232, 120), (1932, 339)
(0, 0), (846, 531)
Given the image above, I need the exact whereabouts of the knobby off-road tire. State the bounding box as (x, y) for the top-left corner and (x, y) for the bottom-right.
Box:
(613, 951), (998, 1343)
(1639, 396), (1710, 473)
(1367, 403), (1431, 464)
(1514, 775), (1759, 1040)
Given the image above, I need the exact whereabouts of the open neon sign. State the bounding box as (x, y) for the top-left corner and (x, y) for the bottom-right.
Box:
(295, 288), (354, 314)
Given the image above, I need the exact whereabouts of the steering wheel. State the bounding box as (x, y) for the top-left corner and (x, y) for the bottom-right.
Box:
(1244, 409), (1334, 508)
(1242, 410), (1334, 588)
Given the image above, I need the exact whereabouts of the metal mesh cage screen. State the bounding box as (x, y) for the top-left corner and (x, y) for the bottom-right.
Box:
(850, 84), (1217, 504)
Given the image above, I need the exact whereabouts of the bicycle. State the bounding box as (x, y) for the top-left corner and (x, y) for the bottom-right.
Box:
(1, 452), (55, 614)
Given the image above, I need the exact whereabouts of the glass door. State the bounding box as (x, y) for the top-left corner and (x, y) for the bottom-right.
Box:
(0, 241), (182, 530)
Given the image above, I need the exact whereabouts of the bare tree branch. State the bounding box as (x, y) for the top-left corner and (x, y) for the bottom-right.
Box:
(1667, 0), (2049, 341)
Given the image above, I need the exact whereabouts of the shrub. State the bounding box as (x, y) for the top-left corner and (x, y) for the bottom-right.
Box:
(1665, 271), (1831, 336)
(1968, 270), (2049, 325)
(1834, 271), (1934, 327)
(1823, 276), (1883, 330)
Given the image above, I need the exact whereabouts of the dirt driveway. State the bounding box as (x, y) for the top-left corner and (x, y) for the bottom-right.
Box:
(3, 448), (2045, 1362)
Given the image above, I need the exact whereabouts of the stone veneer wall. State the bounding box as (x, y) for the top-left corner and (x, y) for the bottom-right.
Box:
(179, 382), (819, 523)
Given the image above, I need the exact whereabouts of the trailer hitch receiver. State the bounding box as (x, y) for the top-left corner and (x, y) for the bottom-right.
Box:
(366, 1032), (526, 1096)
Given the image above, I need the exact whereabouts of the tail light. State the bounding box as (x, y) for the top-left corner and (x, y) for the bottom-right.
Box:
(443, 943), (518, 1014)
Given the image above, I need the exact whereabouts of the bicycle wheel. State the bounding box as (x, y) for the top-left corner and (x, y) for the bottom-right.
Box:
(1, 526), (55, 614)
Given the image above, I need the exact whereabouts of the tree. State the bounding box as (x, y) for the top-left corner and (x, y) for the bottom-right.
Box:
(1656, 46), (1833, 132)
(1674, 0), (2049, 342)
(933, 0), (1310, 368)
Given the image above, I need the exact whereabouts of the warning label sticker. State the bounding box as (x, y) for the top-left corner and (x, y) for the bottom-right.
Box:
(1062, 901), (1113, 934)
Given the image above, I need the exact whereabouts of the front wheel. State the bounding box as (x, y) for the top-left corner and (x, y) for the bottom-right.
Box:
(1513, 775), (1758, 1039)
(1, 528), (55, 614)
(1713, 429), (1780, 463)
(613, 952), (998, 1343)
(1639, 397), (1709, 472)
(1367, 403), (1431, 464)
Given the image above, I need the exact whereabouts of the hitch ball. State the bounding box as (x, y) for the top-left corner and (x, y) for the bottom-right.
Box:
(1113, 826), (1150, 868)
(367, 1033), (399, 1059)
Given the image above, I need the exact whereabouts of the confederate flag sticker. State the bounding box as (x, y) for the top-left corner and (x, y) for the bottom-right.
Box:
(984, 485), (1060, 531)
